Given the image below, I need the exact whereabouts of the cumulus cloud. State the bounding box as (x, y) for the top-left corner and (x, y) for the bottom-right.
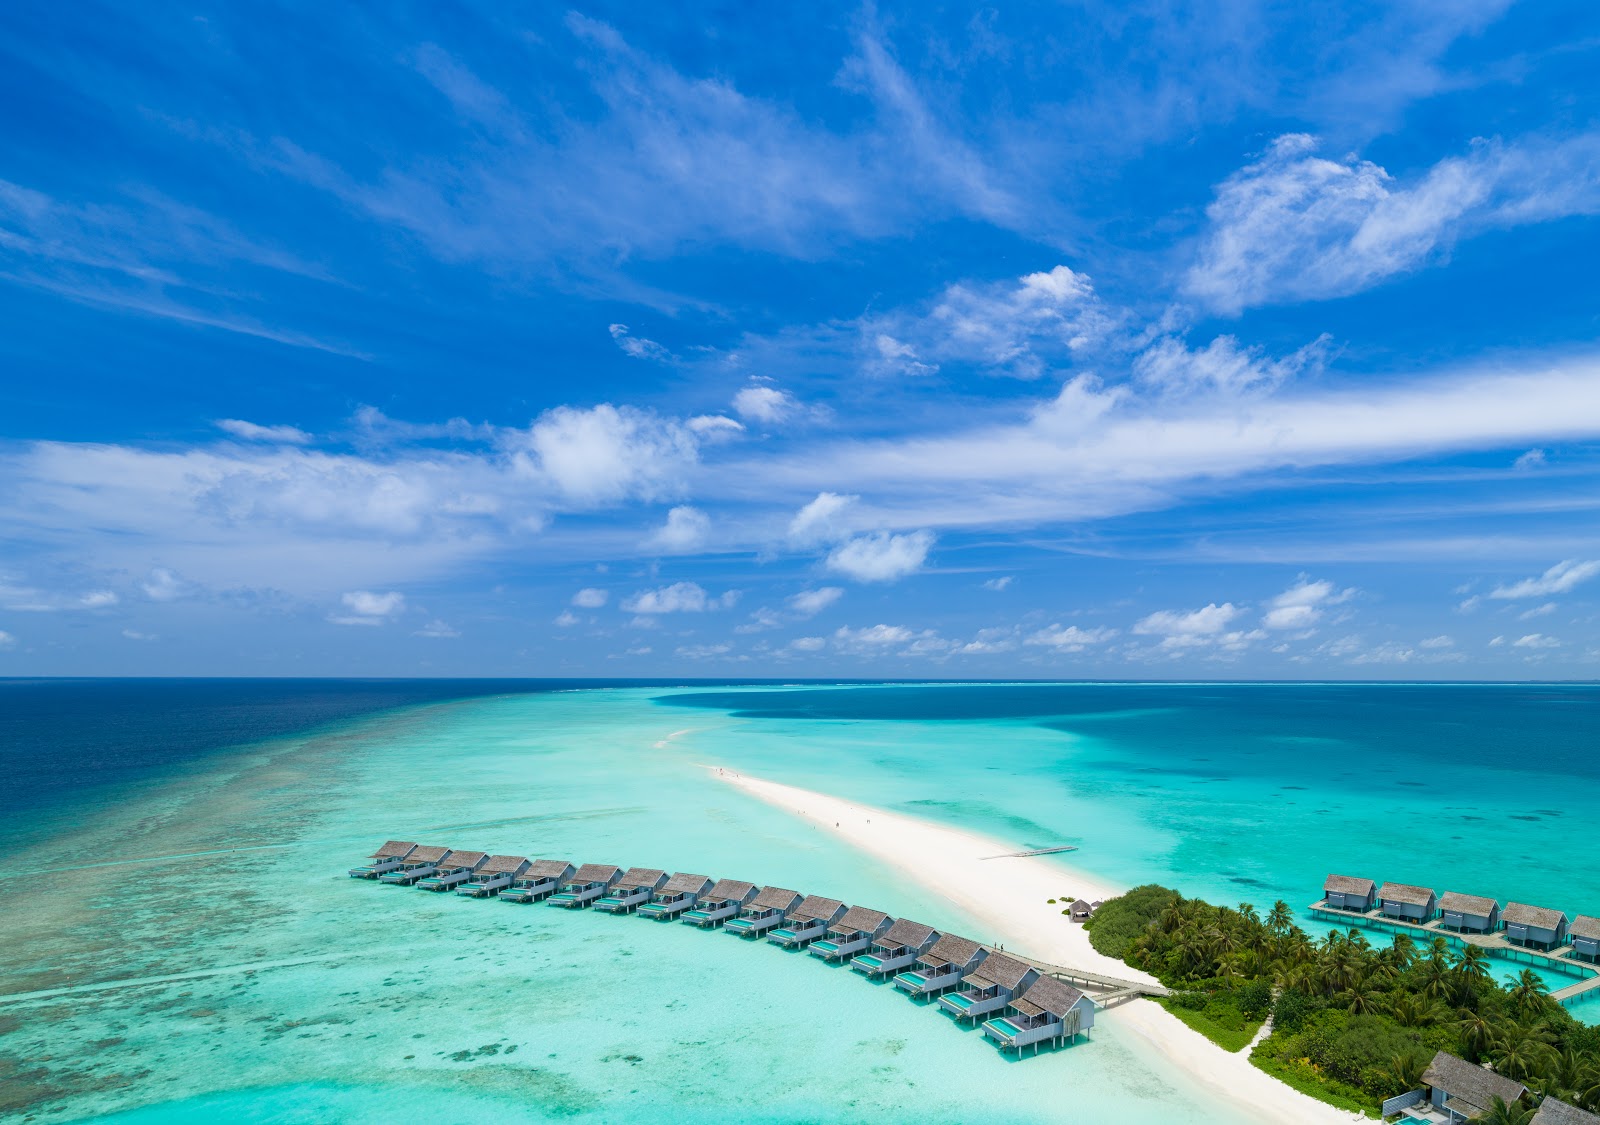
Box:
(1513, 633), (1560, 649)
(218, 419), (313, 444)
(142, 568), (188, 602)
(788, 587), (844, 616)
(1134, 603), (1264, 652)
(1261, 577), (1355, 630)
(1134, 333), (1331, 398)
(330, 589), (405, 625)
(608, 323), (673, 362)
(554, 610), (580, 627)
(517, 403), (699, 506)
(572, 587), (609, 608)
(982, 576), (1014, 591)
(644, 505), (710, 553)
(79, 590), (119, 609)
(1490, 559), (1600, 599)
(621, 581), (737, 614)
(415, 619), (460, 638)
(731, 380), (801, 425)
(832, 623), (941, 654)
(1420, 635), (1455, 649)
(786, 635), (826, 652)
(787, 492), (858, 545)
(1025, 624), (1117, 652)
(825, 530), (934, 583)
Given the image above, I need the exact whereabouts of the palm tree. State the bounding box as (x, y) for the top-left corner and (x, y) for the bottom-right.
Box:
(1385, 1049), (1429, 1095)
(1457, 1009), (1495, 1061)
(1474, 1096), (1535, 1125)
(1455, 945), (1492, 986)
(1492, 1027), (1554, 1083)
(1267, 901), (1293, 936)
(1340, 974), (1384, 1015)
(1387, 992), (1444, 1028)
(1509, 969), (1549, 1018)
(1419, 954), (1454, 1000)
(1390, 931), (1417, 969)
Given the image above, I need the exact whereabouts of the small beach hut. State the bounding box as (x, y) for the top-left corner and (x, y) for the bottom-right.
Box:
(638, 873), (714, 921)
(548, 863), (623, 908)
(809, 906), (893, 962)
(1420, 1050), (1527, 1122)
(1438, 892), (1500, 934)
(850, 919), (939, 977)
(682, 878), (757, 927)
(349, 841), (417, 879)
(416, 850), (488, 892)
(1568, 916), (1600, 963)
(981, 976), (1096, 1055)
(940, 952), (1040, 1022)
(1502, 903), (1569, 951)
(594, 868), (669, 914)
(456, 855), (530, 897)
(893, 934), (987, 997)
(723, 886), (802, 938)
(1068, 899), (1094, 922)
(768, 896), (848, 949)
(1377, 882), (1438, 923)
(500, 859), (575, 903)
(1322, 874), (1377, 912)
(378, 844), (452, 885)
(1532, 1097), (1600, 1125)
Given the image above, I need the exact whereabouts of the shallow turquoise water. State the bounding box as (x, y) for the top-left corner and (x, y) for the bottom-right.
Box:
(5, 682), (1597, 1123)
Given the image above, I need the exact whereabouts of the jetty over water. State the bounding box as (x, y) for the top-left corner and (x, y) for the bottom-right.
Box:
(349, 839), (1166, 1057)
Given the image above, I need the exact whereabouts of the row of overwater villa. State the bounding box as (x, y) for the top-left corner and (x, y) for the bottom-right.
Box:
(350, 841), (1097, 1056)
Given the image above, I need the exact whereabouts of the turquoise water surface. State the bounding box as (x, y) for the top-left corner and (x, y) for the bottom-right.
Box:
(3, 681), (1597, 1123)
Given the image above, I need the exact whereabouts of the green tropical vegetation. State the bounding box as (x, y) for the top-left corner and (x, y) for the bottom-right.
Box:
(1085, 885), (1600, 1118)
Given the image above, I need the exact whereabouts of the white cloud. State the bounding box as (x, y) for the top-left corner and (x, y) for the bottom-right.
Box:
(0, 630), (16, 649)
(608, 323), (673, 363)
(1135, 603), (1240, 642)
(732, 381), (800, 424)
(870, 333), (936, 377)
(644, 505), (710, 553)
(1513, 633), (1560, 649)
(788, 587), (844, 616)
(518, 403), (699, 506)
(330, 589), (405, 625)
(825, 530), (934, 583)
(956, 627), (1018, 655)
(1261, 577), (1355, 630)
(142, 568), (187, 602)
(1518, 602), (1556, 620)
(982, 576), (1013, 591)
(833, 623), (942, 654)
(1488, 635), (1506, 647)
(1419, 635), (1455, 649)
(122, 629), (158, 641)
(676, 642), (732, 659)
(554, 610), (580, 627)
(415, 619), (460, 638)
(1025, 624), (1117, 652)
(686, 415), (745, 441)
(1134, 333), (1331, 398)
(621, 581), (737, 614)
(787, 635), (826, 652)
(218, 419), (313, 444)
(1490, 559), (1600, 599)
(1514, 448), (1546, 470)
(787, 492), (858, 545)
(79, 590), (119, 609)
(572, 587), (609, 608)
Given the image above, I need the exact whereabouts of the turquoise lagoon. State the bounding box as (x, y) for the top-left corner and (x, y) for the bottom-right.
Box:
(3, 681), (1598, 1123)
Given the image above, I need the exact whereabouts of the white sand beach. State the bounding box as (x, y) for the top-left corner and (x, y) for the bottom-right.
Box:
(711, 767), (1364, 1125)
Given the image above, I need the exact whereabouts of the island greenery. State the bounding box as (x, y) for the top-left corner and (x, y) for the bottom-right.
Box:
(1085, 885), (1600, 1120)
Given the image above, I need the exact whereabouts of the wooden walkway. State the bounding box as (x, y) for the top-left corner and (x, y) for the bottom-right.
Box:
(1014, 956), (1170, 1008)
(979, 845), (1079, 860)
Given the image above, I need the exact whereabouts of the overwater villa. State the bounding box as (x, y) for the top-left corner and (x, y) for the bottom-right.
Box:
(1068, 899), (1094, 922)
(1503, 902), (1569, 951)
(547, 863), (622, 908)
(1322, 874), (1377, 912)
(348, 840), (417, 879)
(1378, 882), (1438, 922)
(456, 855), (530, 897)
(1396, 1050), (1526, 1123)
(981, 976), (1096, 1055)
(637, 873), (714, 921)
(893, 934), (987, 997)
(939, 952), (1040, 1022)
(808, 906), (893, 962)
(850, 919), (939, 977)
(681, 879), (758, 927)
(500, 859), (575, 903)
(723, 886), (802, 938)
(594, 868), (668, 914)
(1532, 1097), (1600, 1125)
(1570, 916), (1600, 963)
(416, 850), (488, 892)
(1438, 891), (1500, 934)
(377, 844), (452, 886)
(768, 895), (848, 949)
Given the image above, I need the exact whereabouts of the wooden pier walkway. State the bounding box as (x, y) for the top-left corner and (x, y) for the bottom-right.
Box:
(1015, 957), (1169, 1007)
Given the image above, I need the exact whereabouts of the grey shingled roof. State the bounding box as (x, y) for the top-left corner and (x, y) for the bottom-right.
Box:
(407, 845), (451, 864)
(526, 859), (574, 879)
(750, 886), (802, 911)
(831, 906), (890, 934)
(970, 952), (1035, 991)
(878, 919), (936, 948)
(1439, 891), (1499, 917)
(1533, 1097), (1600, 1125)
(1422, 1051), (1526, 1118)
(920, 934), (982, 967)
(615, 867), (666, 890)
(1568, 916), (1600, 941)
(1323, 874), (1375, 896)
(789, 896), (845, 923)
(1379, 882), (1436, 906)
(371, 840), (416, 859)
(476, 854), (529, 875)
(569, 863), (620, 884)
(705, 878), (756, 902)
(1503, 902), (1568, 930)
(658, 872), (713, 896)
(439, 850), (487, 869)
(1011, 976), (1087, 1020)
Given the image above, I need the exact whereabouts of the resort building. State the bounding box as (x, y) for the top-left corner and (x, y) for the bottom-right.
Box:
(893, 934), (987, 998)
(1378, 882), (1439, 922)
(500, 859), (575, 903)
(1437, 892), (1500, 934)
(1322, 874), (1377, 912)
(939, 952), (1040, 1023)
(637, 873), (714, 921)
(1068, 899), (1095, 922)
(456, 855), (530, 897)
(769, 896), (848, 948)
(378, 844), (452, 886)
(681, 879), (758, 927)
(808, 906), (893, 962)
(981, 976), (1096, 1055)
(724, 886), (803, 938)
(348, 841), (416, 879)
(1532, 1098), (1600, 1125)
(548, 863), (623, 908)
(850, 919), (940, 977)
(1503, 903), (1570, 951)
(1569, 916), (1600, 963)
(416, 850), (488, 892)
(1413, 1050), (1527, 1123)
(594, 868), (669, 914)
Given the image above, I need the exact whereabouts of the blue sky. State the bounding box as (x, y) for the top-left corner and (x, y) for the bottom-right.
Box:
(3, 1), (1600, 677)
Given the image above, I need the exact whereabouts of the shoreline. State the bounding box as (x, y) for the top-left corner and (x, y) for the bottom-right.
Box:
(709, 767), (1364, 1125)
